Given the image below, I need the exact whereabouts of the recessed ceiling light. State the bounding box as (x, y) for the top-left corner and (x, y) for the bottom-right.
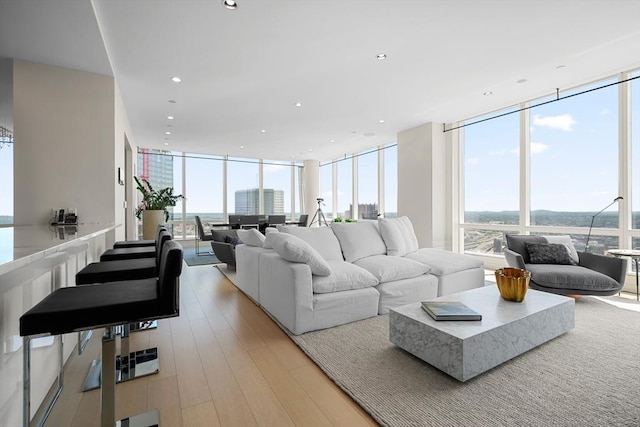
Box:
(165, 131), (171, 135)
(291, 155), (295, 158)
(260, 129), (266, 133)
(240, 145), (244, 149)
(294, 102), (302, 107)
(377, 53), (387, 60)
(171, 76), (182, 83)
(308, 148), (313, 152)
(164, 142), (169, 146)
(168, 99), (176, 103)
(378, 119), (385, 123)
(517, 79), (527, 84)
(483, 91), (493, 96)
(223, 0), (237, 10)
(330, 139), (335, 143)
(167, 116), (174, 120)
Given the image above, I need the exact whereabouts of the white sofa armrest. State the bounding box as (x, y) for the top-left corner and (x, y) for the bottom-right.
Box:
(259, 252), (314, 334)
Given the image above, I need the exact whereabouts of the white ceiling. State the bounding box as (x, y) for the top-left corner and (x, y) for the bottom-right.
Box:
(1, 0), (639, 162)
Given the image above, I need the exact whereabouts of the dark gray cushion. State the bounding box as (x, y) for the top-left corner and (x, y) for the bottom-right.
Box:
(505, 234), (546, 264)
(525, 264), (622, 292)
(525, 242), (573, 265)
(211, 230), (238, 242)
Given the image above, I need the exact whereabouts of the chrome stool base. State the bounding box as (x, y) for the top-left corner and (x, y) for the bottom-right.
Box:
(82, 347), (159, 391)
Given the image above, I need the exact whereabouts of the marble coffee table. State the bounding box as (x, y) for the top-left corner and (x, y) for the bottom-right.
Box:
(389, 286), (575, 382)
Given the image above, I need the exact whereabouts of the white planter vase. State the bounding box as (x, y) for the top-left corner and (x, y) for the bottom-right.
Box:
(142, 210), (165, 240)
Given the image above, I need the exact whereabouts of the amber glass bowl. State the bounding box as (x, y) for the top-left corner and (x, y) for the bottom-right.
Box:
(495, 267), (531, 302)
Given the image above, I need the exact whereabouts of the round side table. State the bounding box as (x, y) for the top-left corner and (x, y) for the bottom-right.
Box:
(606, 249), (640, 301)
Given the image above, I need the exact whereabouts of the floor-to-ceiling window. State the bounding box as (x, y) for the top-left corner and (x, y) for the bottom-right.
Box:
(227, 157), (260, 215)
(184, 153), (223, 238)
(0, 141), (12, 226)
(337, 158), (353, 220)
(357, 149), (378, 219)
(319, 162), (334, 222)
(263, 160), (292, 218)
(530, 79), (619, 253)
(460, 71), (639, 264)
(383, 144), (397, 218)
(463, 107), (520, 254)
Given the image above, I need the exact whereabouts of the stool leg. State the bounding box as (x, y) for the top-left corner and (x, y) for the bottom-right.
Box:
(23, 336), (31, 427)
(101, 327), (116, 427)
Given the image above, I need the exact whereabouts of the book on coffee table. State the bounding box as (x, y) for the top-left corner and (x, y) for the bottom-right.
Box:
(421, 301), (482, 321)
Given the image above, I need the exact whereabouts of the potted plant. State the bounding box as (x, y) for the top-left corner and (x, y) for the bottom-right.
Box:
(134, 176), (184, 239)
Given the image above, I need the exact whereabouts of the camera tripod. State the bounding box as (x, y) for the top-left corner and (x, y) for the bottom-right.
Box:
(309, 198), (328, 227)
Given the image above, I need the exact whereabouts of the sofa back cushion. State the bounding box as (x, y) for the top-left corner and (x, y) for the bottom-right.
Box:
(378, 216), (419, 256)
(505, 234), (546, 264)
(330, 221), (387, 263)
(212, 229), (238, 242)
(276, 225), (343, 261)
(354, 255), (430, 283)
(265, 232), (332, 276)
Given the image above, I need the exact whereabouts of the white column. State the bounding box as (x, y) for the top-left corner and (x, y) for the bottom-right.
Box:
(302, 160), (320, 218)
(397, 122), (452, 249)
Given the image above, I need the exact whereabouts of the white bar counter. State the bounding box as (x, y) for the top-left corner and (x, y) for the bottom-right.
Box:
(0, 224), (118, 427)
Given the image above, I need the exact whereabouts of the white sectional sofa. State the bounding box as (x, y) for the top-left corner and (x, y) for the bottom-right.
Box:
(235, 217), (484, 335)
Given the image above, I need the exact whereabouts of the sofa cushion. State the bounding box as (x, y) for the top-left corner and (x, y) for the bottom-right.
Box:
(312, 260), (378, 293)
(354, 255), (431, 283)
(236, 229), (265, 247)
(525, 242), (574, 265)
(330, 221), (387, 263)
(276, 225), (343, 261)
(224, 235), (244, 248)
(266, 232), (332, 276)
(526, 264), (622, 292)
(405, 248), (483, 276)
(378, 216), (419, 257)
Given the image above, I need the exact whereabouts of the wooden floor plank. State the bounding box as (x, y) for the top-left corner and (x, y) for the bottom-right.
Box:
(36, 261), (378, 427)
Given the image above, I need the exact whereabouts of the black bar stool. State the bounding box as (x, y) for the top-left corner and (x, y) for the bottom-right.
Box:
(20, 240), (183, 427)
(113, 224), (166, 249)
(99, 229), (170, 262)
(75, 233), (172, 390)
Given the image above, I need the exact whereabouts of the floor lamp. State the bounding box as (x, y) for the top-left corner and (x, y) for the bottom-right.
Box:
(585, 196), (623, 252)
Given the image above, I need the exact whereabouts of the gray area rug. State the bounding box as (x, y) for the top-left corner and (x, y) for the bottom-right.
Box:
(183, 246), (221, 266)
(290, 297), (640, 427)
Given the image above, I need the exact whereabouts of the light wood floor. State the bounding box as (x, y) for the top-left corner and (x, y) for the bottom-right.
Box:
(39, 262), (378, 427)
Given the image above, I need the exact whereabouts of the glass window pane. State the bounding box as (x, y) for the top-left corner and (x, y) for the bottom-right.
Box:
(464, 107), (520, 225)
(320, 163), (333, 220)
(357, 150), (378, 219)
(0, 142), (13, 225)
(632, 71), (640, 230)
(137, 149), (179, 237)
(530, 78), (619, 230)
(227, 157), (259, 215)
(263, 160), (290, 217)
(337, 158), (353, 220)
(384, 144), (397, 218)
(185, 153), (223, 239)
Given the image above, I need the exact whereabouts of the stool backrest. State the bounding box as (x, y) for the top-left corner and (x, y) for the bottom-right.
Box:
(157, 240), (183, 315)
(156, 230), (172, 271)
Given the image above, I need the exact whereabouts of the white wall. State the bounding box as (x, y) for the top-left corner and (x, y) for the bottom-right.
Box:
(397, 122), (453, 249)
(13, 59), (119, 230)
(114, 82), (136, 241)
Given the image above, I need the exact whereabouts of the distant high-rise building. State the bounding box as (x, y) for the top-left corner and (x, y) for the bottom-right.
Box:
(348, 203), (379, 220)
(137, 148), (174, 191)
(235, 188), (284, 215)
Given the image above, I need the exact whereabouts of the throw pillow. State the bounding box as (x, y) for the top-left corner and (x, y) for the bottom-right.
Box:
(525, 242), (574, 265)
(330, 221), (387, 263)
(542, 235), (579, 265)
(268, 232), (332, 276)
(236, 228), (265, 247)
(378, 216), (419, 257)
(276, 225), (343, 261)
(223, 235), (244, 248)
